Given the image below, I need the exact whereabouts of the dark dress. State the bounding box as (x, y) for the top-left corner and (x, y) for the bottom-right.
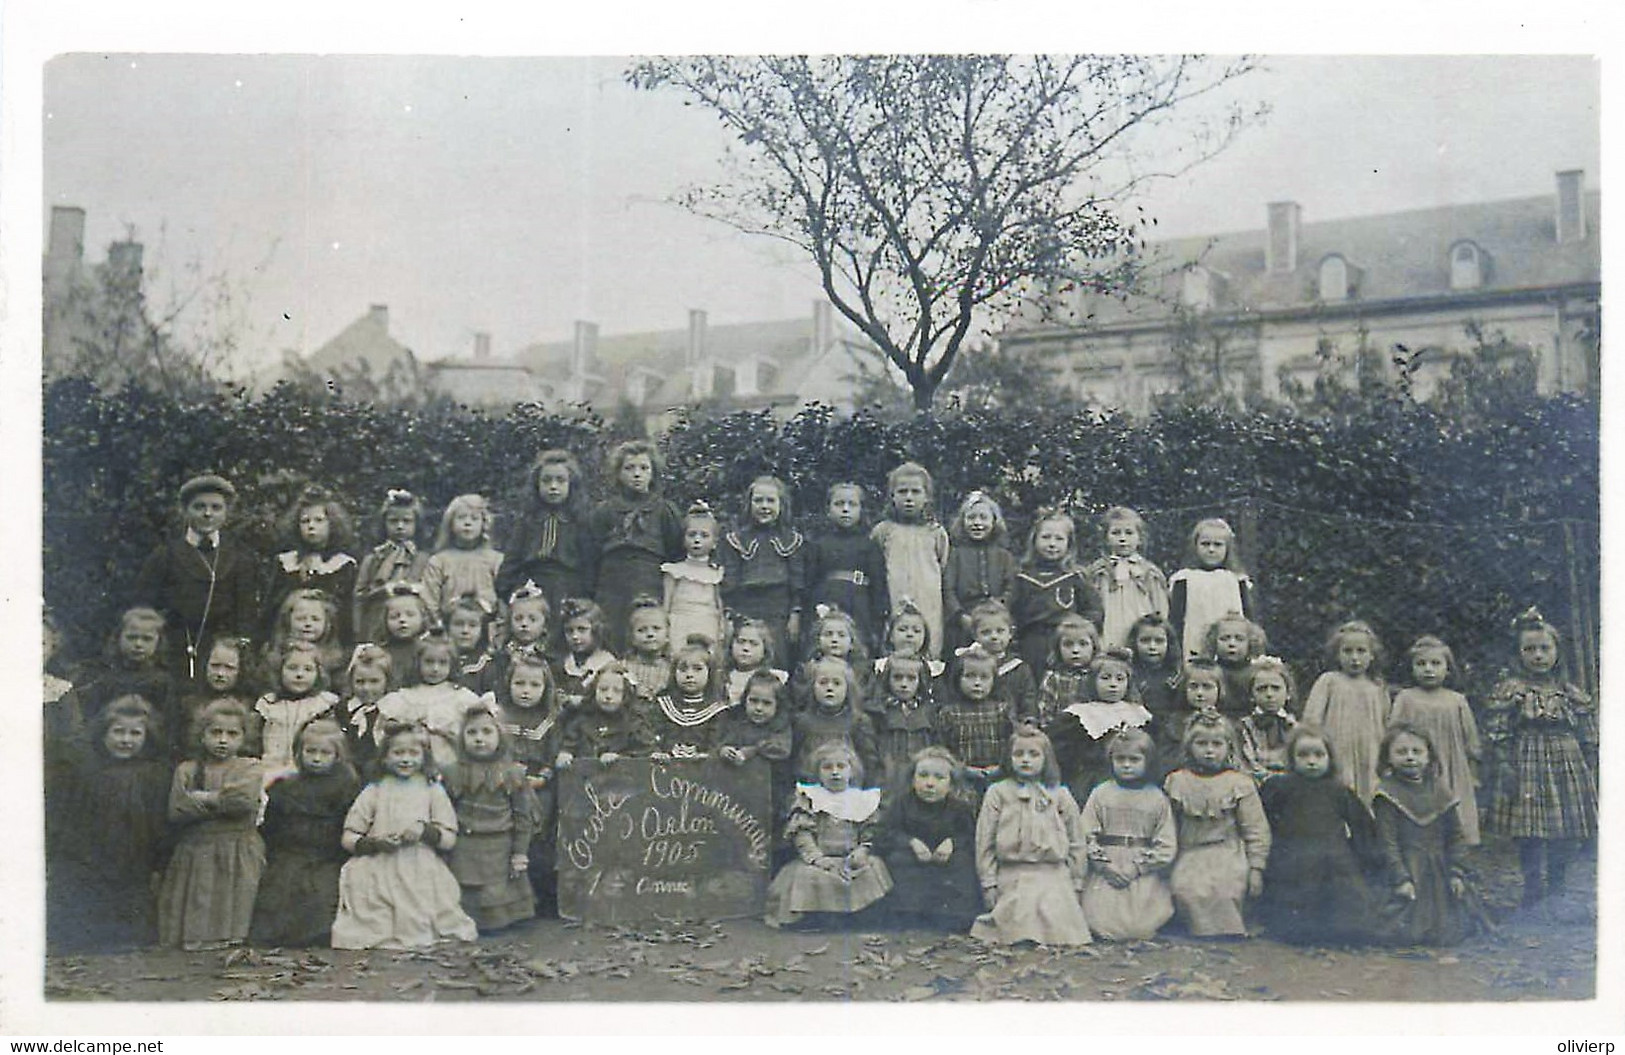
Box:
(45, 744), (171, 953)
(941, 539), (1018, 652)
(720, 523), (807, 666)
(443, 758), (540, 931)
(68, 658), (178, 756)
(874, 793), (981, 930)
(802, 525), (889, 654)
(249, 768), (361, 946)
(264, 548), (359, 645)
(790, 703), (883, 786)
(865, 694), (939, 789)
(489, 698), (562, 913)
(589, 493), (683, 652)
(1257, 773), (1378, 945)
(1008, 563), (1104, 678)
(1372, 775), (1472, 946)
(496, 507), (596, 618)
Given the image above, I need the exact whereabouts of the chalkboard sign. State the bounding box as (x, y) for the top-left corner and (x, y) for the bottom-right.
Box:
(555, 756), (774, 923)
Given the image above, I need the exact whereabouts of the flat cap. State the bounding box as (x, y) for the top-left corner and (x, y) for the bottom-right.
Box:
(177, 473), (237, 504)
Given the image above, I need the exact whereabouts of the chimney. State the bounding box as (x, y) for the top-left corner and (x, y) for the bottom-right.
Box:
(687, 309), (708, 368)
(107, 240), (144, 280)
(571, 321), (598, 378)
(473, 332), (491, 360)
(45, 206), (86, 286)
(368, 304), (389, 331)
(1556, 169), (1587, 243)
(811, 300), (833, 356)
(1266, 201), (1301, 274)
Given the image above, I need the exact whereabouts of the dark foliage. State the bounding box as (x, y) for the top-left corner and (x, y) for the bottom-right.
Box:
(45, 377), (1596, 703)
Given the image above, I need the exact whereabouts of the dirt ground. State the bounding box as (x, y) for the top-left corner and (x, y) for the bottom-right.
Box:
(43, 839), (1595, 1004)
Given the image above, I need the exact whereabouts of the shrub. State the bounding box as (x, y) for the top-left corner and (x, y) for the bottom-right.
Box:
(44, 376), (1597, 702)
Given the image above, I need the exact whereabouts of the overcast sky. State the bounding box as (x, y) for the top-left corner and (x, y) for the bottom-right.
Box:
(42, 53), (1599, 375)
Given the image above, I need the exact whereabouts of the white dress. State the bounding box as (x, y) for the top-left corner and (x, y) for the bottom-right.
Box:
(330, 775), (477, 950)
(375, 683), (479, 770)
(662, 559), (725, 650)
(1169, 567), (1250, 661)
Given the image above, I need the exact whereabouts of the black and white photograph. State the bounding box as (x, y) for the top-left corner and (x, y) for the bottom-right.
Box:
(1, 1), (1615, 1039)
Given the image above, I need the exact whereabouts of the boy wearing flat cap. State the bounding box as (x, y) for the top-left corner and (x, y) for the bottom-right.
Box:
(133, 474), (261, 681)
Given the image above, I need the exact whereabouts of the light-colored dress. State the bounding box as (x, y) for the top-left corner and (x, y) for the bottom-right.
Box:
(870, 520), (950, 660)
(971, 779), (1092, 945)
(1388, 687), (1482, 844)
(1165, 767), (1270, 937)
(421, 545), (503, 618)
(254, 690), (340, 780)
(1303, 672), (1388, 806)
(1168, 567), (1250, 662)
(1080, 781), (1177, 940)
(764, 786), (893, 926)
(375, 682), (479, 770)
(1083, 553), (1170, 650)
(662, 559), (725, 650)
(330, 775), (478, 950)
(158, 756), (266, 948)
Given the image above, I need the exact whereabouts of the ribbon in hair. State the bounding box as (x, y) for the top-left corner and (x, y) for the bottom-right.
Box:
(508, 580), (548, 606)
(1250, 654), (1287, 671)
(386, 488), (416, 505)
(1100, 645), (1135, 664)
(687, 499), (714, 517)
(1512, 606), (1547, 630)
(891, 596), (923, 618)
(384, 581), (427, 600)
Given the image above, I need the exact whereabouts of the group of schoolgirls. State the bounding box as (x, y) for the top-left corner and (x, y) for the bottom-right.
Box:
(42, 448), (1597, 955)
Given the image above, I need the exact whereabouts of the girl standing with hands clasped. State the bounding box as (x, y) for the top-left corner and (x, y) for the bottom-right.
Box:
(1302, 620), (1389, 807)
(497, 450), (595, 615)
(158, 700), (265, 950)
(1165, 713), (1270, 938)
(249, 718), (360, 947)
(355, 489), (430, 646)
(331, 721), (478, 950)
(721, 476), (806, 666)
(1372, 725), (1474, 945)
(764, 741), (892, 929)
(1389, 635), (1482, 846)
(1082, 507), (1169, 650)
(664, 501), (727, 651)
(1257, 725), (1377, 946)
(870, 463), (950, 660)
(876, 745), (981, 932)
(803, 482), (888, 654)
(1168, 519), (1254, 664)
(1009, 508), (1103, 677)
(590, 440), (684, 652)
(1484, 609), (1597, 907)
(422, 494), (503, 620)
(1080, 728), (1177, 941)
(943, 490), (1018, 653)
(971, 723), (1092, 946)
(443, 705), (539, 932)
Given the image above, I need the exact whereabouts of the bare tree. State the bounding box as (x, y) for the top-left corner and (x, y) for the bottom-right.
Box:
(627, 55), (1263, 411)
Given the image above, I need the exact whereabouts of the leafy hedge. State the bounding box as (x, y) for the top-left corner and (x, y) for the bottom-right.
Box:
(44, 378), (1598, 700)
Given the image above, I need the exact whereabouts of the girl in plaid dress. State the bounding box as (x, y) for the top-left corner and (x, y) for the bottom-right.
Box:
(936, 646), (1016, 790)
(1484, 609), (1598, 908)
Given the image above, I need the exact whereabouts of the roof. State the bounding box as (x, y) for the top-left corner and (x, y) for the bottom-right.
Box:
(1030, 188), (1601, 331)
(517, 316), (827, 379)
(302, 307), (417, 378)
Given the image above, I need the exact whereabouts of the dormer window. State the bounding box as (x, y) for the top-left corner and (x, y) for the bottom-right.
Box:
(1450, 241), (1485, 290)
(1179, 265), (1227, 310)
(1318, 255), (1350, 302)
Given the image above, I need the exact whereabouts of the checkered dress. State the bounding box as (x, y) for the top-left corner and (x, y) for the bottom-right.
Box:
(936, 698), (1015, 770)
(1483, 676), (1598, 839)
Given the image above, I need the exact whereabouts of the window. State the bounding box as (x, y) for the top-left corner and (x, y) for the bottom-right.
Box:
(1450, 241), (1484, 290)
(1318, 255), (1349, 301)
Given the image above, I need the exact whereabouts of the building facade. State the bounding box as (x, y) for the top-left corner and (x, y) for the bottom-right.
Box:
(999, 171), (1600, 413)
